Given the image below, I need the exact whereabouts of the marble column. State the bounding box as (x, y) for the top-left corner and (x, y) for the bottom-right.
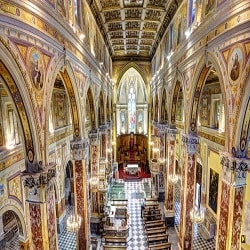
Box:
(70, 138), (90, 250)
(107, 122), (113, 168)
(99, 125), (107, 159)
(179, 134), (199, 250)
(157, 124), (167, 202)
(164, 128), (177, 226)
(22, 163), (57, 250)
(217, 152), (249, 250)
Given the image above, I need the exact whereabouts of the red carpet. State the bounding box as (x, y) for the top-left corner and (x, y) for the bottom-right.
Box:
(118, 164), (151, 180)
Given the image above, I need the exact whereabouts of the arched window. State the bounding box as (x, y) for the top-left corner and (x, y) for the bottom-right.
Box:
(128, 81), (136, 133)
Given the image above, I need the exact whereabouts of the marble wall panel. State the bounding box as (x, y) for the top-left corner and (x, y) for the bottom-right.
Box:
(46, 189), (57, 249)
(218, 182), (230, 249)
(29, 203), (43, 249)
(231, 187), (244, 249)
(75, 160), (86, 248)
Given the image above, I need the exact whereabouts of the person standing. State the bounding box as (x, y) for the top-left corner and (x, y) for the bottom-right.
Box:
(141, 199), (145, 218)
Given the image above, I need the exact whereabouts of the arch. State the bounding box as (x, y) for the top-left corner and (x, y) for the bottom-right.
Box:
(60, 68), (80, 137)
(106, 95), (110, 122)
(160, 88), (168, 124)
(154, 93), (159, 122)
(115, 62), (149, 92)
(0, 60), (37, 166)
(87, 87), (96, 130)
(0, 201), (27, 240)
(45, 58), (82, 145)
(188, 52), (228, 140)
(99, 90), (105, 125)
(235, 73), (250, 157)
(170, 80), (181, 126)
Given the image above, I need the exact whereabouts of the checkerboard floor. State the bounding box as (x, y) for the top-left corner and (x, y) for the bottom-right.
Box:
(57, 179), (216, 250)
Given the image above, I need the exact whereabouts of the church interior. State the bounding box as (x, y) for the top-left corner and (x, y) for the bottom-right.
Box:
(0, 0), (249, 249)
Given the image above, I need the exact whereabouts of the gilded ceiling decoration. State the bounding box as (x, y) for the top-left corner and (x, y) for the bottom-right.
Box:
(87, 0), (182, 61)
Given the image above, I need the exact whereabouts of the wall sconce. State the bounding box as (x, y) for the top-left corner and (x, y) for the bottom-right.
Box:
(168, 174), (178, 184)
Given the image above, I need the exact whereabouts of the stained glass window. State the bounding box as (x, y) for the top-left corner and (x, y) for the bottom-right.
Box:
(128, 82), (136, 133)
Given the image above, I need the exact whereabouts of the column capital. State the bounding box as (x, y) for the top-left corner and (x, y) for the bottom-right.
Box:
(22, 163), (56, 202)
(220, 151), (249, 187)
(106, 121), (112, 129)
(89, 130), (100, 144)
(182, 134), (199, 154)
(157, 123), (168, 134)
(99, 124), (108, 133)
(70, 138), (89, 161)
(168, 128), (178, 141)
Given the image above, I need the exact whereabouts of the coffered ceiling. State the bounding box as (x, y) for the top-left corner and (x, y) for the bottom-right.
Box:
(87, 0), (182, 61)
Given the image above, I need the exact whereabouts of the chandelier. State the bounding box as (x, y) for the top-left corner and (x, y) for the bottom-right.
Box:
(168, 174), (178, 184)
(67, 207), (82, 232)
(190, 206), (205, 224)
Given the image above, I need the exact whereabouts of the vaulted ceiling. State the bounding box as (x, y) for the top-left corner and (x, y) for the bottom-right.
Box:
(87, 0), (182, 61)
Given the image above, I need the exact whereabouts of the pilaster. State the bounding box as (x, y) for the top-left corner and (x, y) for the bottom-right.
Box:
(70, 138), (90, 250)
(164, 128), (178, 226)
(217, 152), (249, 250)
(22, 163), (57, 250)
(179, 134), (199, 250)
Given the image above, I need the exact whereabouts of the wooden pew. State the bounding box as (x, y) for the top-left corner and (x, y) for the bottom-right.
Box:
(143, 213), (162, 221)
(148, 242), (172, 250)
(146, 226), (167, 235)
(147, 234), (169, 246)
(145, 197), (158, 202)
(143, 207), (160, 213)
(103, 236), (127, 245)
(145, 201), (159, 206)
(145, 220), (165, 229)
(102, 245), (127, 250)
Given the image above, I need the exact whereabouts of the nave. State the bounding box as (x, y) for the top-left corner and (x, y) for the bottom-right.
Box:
(58, 179), (216, 250)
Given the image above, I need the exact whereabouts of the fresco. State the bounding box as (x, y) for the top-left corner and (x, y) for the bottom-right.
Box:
(209, 168), (219, 213)
(228, 46), (243, 84)
(29, 48), (44, 90)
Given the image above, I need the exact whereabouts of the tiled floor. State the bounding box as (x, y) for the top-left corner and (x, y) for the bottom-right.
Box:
(58, 178), (216, 250)
(1, 178), (215, 249)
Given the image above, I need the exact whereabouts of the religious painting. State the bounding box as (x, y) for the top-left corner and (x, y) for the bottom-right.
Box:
(208, 168), (219, 213)
(56, 0), (66, 17)
(29, 48), (44, 90)
(205, 0), (216, 16)
(228, 45), (243, 84)
(53, 92), (69, 128)
(174, 2), (187, 47)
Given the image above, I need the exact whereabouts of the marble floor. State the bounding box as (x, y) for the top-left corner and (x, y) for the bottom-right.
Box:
(58, 178), (216, 250)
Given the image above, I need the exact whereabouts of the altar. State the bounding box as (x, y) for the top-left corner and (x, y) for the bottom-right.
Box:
(124, 164), (139, 175)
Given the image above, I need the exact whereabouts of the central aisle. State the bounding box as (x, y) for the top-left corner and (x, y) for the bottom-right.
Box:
(125, 180), (148, 249)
